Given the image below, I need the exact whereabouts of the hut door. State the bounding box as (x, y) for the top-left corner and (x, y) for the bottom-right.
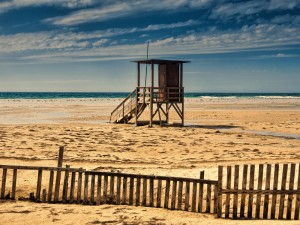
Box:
(158, 64), (167, 101)
(166, 63), (179, 102)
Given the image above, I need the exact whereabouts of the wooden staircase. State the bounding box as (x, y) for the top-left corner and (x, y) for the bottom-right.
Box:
(110, 89), (147, 123)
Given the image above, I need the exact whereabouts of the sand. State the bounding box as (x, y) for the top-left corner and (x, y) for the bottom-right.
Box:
(0, 97), (300, 224)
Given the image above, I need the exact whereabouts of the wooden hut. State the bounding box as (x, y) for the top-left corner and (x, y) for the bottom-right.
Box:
(110, 59), (190, 127)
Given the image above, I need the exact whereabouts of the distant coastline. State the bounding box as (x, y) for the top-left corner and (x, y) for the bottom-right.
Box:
(0, 92), (299, 99)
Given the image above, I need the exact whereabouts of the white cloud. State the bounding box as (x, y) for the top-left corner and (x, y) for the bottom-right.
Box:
(0, 0), (95, 14)
(47, 0), (213, 26)
(1, 23), (300, 64)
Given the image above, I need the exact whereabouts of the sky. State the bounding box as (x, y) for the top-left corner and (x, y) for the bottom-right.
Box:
(0, 0), (300, 92)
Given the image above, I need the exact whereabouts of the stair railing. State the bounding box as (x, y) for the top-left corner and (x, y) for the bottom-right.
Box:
(110, 89), (137, 123)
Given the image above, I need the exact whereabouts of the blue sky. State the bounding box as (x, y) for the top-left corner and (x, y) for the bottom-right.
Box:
(0, 0), (299, 92)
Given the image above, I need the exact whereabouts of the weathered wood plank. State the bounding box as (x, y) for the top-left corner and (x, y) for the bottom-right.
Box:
(191, 181), (197, 212)
(177, 181), (183, 210)
(83, 173), (89, 204)
(0, 164), (82, 172)
(164, 180), (170, 209)
(109, 175), (114, 204)
(48, 170), (54, 203)
(184, 181), (190, 211)
(157, 179), (162, 208)
(263, 164), (271, 219)
(271, 164), (279, 219)
(240, 165), (248, 218)
(54, 169), (62, 202)
(116, 176), (121, 205)
(121, 176), (127, 205)
(102, 175), (108, 204)
(42, 189), (47, 203)
(225, 166), (231, 218)
(96, 174), (102, 205)
(136, 177), (141, 206)
(36, 169), (43, 202)
(278, 164), (288, 219)
(129, 177), (134, 205)
(150, 178), (154, 207)
(294, 163), (300, 220)
(287, 163), (295, 219)
(77, 169), (83, 204)
(142, 178), (147, 206)
(255, 164), (264, 219)
(69, 172), (76, 203)
(233, 165), (239, 218)
(90, 175), (95, 204)
(198, 172), (204, 213)
(214, 184), (218, 214)
(217, 166), (223, 218)
(171, 180), (177, 210)
(85, 171), (217, 184)
(247, 165), (255, 218)
(62, 165), (70, 203)
(206, 184), (212, 213)
(11, 169), (17, 200)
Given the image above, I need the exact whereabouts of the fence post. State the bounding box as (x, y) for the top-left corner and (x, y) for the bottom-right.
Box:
(217, 166), (223, 218)
(57, 146), (64, 168)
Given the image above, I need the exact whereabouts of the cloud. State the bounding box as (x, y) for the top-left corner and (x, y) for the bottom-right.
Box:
(0, 0), (95, 14)
(211, 0), (300, 20)
(47, 0), (213, 26)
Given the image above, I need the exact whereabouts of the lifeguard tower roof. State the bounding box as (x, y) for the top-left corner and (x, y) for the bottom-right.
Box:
(132, 59), (190, 64)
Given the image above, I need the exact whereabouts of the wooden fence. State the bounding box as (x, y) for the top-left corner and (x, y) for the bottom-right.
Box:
(0, 164), (217, 214)
(217, 163), (300, 220)
(2, 160), (300, 220)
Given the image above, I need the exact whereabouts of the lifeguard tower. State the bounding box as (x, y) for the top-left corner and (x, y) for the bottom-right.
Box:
(110, 59), (190, 127)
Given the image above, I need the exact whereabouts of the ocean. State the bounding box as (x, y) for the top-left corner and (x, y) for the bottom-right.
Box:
(0, 92), (299, 99)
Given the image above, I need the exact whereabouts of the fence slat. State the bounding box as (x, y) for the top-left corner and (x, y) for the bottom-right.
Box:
(294, 163), (300, 220)
(247, 165), (255, 218)
(225, 166), (231, 218)
(122, 176), (128, 205)
(69, 172), (76, 203)
(233, 165), (239, 218)
(255, 164), (264, 219)
(150, 178), (154, 207)
(129, 177), (134, 205)
(54, 169), (62, 202)
(142, 178), (147, 206)
(171, 180), (177, 210)
(217, 166), (223, 218)
(184, 181), (190, 211)
(11, 169), (17, 200)
(83, 173), (89, 204)
(157, 179), (162, 208)
(62, 165), (70, 203)
(116, 176), (121, 205)
(263, 164), (272, 219)
(191, 181), (197, 212)
(77, 169), (83, 204)
(96, 174), (101, 205)
(164, 180), (170, 209)
(271, 164), (279, 219)
(36, 169), (43, 202)
(240, 165), (248, 218)
(177, 180), (183, 210)
(48, 170), (54, 203)
(109, 175), (114, 204)
(198, 171), (204, 213)
(206, 184), (212, 213)
(103, 175), (108, 204)
(90, 175), (95, 204)
(214, 184), (218, 214)
(287, 163), (295, 219)
(278, 164), (288, 219)
(136, 177), (140, 206)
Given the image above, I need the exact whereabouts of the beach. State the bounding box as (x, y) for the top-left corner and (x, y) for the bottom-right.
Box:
(0, 97), (300, 224)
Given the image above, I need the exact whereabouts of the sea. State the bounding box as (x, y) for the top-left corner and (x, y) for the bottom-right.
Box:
(0, 92), (299, 99)
(0, 92), (300, 99)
